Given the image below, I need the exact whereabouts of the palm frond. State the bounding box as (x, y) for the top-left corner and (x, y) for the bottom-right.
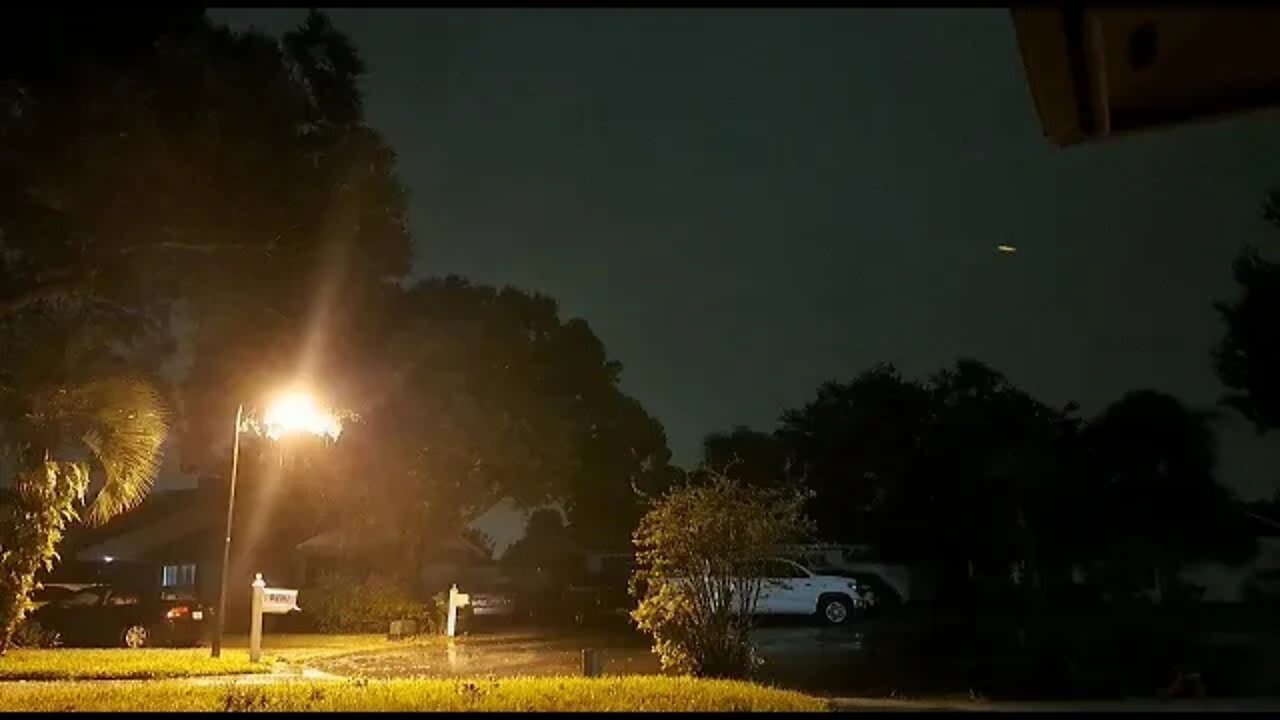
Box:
(35, 377), (170, 526)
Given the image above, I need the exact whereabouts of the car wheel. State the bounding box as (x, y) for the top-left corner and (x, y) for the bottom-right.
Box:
(121, 624), (149, 649)
(818, 595), (853, 626)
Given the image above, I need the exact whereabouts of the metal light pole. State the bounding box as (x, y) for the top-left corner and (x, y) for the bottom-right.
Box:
(211, 403), (244, 658)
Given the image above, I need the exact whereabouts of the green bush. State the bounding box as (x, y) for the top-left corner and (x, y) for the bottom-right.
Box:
(631, 472), (811, 678)
(11, 618), (59, 649)
(301, 574), (445, 635)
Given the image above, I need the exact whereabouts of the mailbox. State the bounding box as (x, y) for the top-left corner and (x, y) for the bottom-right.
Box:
(262, 588), (301, 615)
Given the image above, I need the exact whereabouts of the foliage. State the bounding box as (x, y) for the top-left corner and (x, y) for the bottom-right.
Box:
(631, 472), (812, 678)
(0, 465), (86, 654)
(0, 676), (827, 713)
(1, 8), (384, 656)
(334, 277), (677, 577)
(461, 527), (497, 561)
(501, 509), (579, 574)
(771, 357), (1253, 604)
(777, 363), (933, 546)
(1213, 190), (1280, 432)
(0, 365), (168, 652)
(0, 648), (265, 680)
(301, 573), (445, 635)
(698, 426), (791, 490)
(10, 618), (59, 649)
(1083, 390), (1256, 599)
(775, 359), (1078, 591)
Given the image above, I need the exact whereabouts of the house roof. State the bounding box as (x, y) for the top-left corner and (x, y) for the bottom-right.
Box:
(72, 489), (221, 562)
(296, 527), (490, 560)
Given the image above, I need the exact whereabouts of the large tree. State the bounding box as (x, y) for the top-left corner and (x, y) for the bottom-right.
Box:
(0, 305), (169, 651)
(329, 277), (677, 577)
(0, 8), (409, 635)
(776, 363), (933, 547)
(1213, 191), (1280, 435)
(0, 9), (411, 470)
(776, 360), (1082, 600)
(1083, 390), (1255, 602)
(698, 426), (790, 490)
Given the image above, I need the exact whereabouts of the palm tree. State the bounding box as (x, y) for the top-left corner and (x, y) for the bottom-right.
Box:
(0, 308), (169, 653)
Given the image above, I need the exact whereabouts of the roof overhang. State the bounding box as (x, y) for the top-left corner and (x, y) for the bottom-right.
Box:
(1012, 7), (1280, 147)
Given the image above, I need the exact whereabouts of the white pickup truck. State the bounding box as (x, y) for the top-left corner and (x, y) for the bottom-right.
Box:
(753, 558), (864, 625)
(676, 558), (865, 625)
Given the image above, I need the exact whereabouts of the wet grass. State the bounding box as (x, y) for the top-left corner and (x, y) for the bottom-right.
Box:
(0, 634), (435, 681)
(222, 633), (444, 665)
(0, 648), (268, 680)
(0, 676), (828, 712)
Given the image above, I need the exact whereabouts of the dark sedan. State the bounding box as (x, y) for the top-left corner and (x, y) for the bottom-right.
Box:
(31, 584), (209, 648)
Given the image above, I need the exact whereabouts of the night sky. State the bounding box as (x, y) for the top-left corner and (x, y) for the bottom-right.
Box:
(215, 8), (1280, 501)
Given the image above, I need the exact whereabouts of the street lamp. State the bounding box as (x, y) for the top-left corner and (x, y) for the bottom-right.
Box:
(210, 391), (343, 658)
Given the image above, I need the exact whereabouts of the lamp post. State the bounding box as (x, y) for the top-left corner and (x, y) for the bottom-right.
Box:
(210, 392), (342, 658)
(210, 404), (243, 659)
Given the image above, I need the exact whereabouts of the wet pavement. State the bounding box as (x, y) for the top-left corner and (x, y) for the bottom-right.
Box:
(308, 628), (663, 679)
(305, 620), (874, 692)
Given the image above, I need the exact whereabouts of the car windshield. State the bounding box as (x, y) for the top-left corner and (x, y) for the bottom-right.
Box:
(764, 560), (810, 579)
(60, 588), (105, 607)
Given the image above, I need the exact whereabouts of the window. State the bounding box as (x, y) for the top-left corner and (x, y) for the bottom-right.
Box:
(764, 560), (810, 579)
(107, 592), (140, 606)
(161, 563), (197, 588)
(62, 588), (104, 607)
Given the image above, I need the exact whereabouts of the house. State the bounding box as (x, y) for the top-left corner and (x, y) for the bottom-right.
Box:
(294, 525), (496, 593)
(56, 482), (224, 601)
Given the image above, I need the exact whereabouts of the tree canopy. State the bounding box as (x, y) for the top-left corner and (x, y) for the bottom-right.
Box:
(1214, 191), (1280, 433)
(321, 277), (676, 571)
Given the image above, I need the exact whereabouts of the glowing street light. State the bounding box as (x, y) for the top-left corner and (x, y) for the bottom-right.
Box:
(210, 391), (344, 658)
(261, 391), (343, 442)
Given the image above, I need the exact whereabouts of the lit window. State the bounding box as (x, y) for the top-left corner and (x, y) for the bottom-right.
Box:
(161, 563), (197, 587)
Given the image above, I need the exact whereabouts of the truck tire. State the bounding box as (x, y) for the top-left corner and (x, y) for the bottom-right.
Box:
(817, 594), (854, 626)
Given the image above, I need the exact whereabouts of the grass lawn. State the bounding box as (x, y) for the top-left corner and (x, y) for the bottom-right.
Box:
(0, 648), (267, 681)
(221, 633), (444, 665)
(0, 676), (828, 712)
(0, 634), (440, 681)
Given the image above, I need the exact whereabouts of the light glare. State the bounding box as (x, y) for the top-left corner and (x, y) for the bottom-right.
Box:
(261, 392), (343, 441)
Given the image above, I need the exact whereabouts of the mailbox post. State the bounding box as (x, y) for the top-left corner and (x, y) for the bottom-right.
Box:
(249, 574), (265, 663)
(447, 584), (470, 638)
(248, 573), (301, 663)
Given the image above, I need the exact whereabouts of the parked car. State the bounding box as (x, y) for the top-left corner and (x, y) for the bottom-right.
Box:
(30, 584), (87, 611)
(677, 558), (864, 626)
(30, 584), (209, 648)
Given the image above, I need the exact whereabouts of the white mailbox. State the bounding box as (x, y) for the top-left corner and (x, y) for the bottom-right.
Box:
(262, 587), (301, 615)
(446, 584), (470, 638)
(248, 573), (300, 663)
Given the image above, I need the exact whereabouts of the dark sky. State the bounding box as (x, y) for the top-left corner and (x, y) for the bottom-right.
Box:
(216, 8), (1280, 500)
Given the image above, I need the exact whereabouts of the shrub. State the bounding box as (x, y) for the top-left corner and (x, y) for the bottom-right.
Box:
(11, 618), (59, 649)
(301, 573), (445, 634)
(630, 471), (811, 678)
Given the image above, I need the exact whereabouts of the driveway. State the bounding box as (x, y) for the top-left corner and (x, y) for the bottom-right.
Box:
(302, 621), (871, 688)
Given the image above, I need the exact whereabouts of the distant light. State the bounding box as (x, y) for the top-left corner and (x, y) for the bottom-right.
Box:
(996, 245), (1018, 254)
(103, 556), (114, 564)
